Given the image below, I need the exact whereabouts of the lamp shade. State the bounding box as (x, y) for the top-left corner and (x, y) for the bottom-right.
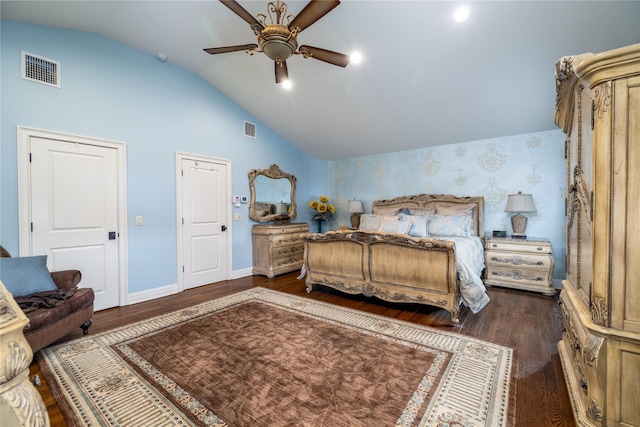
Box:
(275, 202), (288, 215)
(347, 200), (364, 213)
(504, 192), (536, 213)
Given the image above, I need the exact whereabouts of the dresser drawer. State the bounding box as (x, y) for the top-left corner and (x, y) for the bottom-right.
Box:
(486, 266), (550, 287)
(485, 252), (553, 270)
(273, 254), (304, 270)
(273, 243), (304, 259)
(485, 240), (551, 254)
(272, 233), (305, 247)
(260, 225), (309, 235)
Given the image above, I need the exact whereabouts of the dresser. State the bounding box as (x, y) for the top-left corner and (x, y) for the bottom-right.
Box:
(252, 223), (309, 278)
(554, 44), (640, 426)
(484, 237), (555, 296)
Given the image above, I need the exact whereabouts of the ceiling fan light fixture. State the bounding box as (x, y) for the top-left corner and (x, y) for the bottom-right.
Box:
(206, 0), (347, 83)
(259, 25), (298, 61)
(453, 6), (470, 23)
(350, 51), (362, 64)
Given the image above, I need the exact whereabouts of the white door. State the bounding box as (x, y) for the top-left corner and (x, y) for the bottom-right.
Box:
(181, 158), (228, 289)
(30, 137), (120, 311)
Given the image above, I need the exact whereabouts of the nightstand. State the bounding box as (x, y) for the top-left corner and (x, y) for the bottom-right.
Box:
(484, 236), (555, 295)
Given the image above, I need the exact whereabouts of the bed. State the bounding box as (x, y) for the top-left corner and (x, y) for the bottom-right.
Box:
(301, 194), (488, 324)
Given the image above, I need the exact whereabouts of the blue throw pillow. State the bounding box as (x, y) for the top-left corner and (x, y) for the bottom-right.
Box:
(0, 255), (57, 297)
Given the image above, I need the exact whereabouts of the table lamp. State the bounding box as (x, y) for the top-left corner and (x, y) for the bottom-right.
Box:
(504, 192), (536, 238)
(347, 199), (364, 229)
(274, 202), (288, 215)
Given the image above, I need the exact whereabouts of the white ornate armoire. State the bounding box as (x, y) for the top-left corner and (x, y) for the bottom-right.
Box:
(0, 281), (49, 427)
(554, 43), (640, 426)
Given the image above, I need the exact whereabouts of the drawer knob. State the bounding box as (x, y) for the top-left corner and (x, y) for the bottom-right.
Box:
(492, 244), (498, 248)
(537, 247), (543, 251)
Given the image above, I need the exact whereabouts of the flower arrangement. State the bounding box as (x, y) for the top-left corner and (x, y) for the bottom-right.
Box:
(309, 195), (335, 222)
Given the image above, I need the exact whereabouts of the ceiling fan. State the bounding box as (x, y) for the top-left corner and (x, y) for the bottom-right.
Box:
(203, 0), (350, 84)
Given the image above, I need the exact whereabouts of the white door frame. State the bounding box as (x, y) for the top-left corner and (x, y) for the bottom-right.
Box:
(175, 152), (233, 292)
(17, 126), (129, 307)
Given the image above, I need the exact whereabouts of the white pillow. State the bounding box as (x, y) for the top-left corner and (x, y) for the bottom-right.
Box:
(429, 214), (472, 237)
(398, 213), (429, 237)
(407, 207), (436, 216)
(435, 202), (474, 216)
(378, 216), (412, 234)
(372, 205), (403, 215)
(435, 203), (475, 233)
(359, 214), (383, 231)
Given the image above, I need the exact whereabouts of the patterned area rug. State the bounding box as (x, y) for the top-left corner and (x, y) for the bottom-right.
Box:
(38, 288), (515, 426)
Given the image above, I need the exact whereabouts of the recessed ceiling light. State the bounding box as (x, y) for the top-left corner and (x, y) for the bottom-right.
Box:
(350, 51), (363, 65)
(282, 80), (292, 90)
(453, 6), (470, 23)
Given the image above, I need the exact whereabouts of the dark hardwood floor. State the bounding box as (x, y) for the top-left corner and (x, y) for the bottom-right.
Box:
(31, 273), (575, 426)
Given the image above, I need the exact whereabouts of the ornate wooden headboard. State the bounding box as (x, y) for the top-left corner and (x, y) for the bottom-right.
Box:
(371, 194), (484, 237)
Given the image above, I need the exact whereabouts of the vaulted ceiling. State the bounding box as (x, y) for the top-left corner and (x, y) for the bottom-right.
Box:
(2, 1), (639, 160)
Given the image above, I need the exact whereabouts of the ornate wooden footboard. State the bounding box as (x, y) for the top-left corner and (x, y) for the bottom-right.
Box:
(303, 231), (462, 322)
(302, 194), (484, 324)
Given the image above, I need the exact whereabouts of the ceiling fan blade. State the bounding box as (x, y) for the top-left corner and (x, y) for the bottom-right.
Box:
(299, 45), (349, 67)
(289, 0), (340, 33)
(203, 44), (258, 55)
(219, 0), (264, 30)
(275, 61), (289, 84)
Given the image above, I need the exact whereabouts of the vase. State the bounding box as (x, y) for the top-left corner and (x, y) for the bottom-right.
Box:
(315, 220), (325, 233)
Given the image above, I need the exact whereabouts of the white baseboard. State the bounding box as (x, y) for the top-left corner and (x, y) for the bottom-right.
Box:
(126, 268), (254, 306)
(232, 267), (253, 279)
(127, 283), (179, 305)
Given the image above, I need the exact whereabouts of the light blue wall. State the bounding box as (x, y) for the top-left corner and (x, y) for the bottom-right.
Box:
(327, 130), (566, 280)
(1, 19), (567, 298)
(0, 20), (326, 294)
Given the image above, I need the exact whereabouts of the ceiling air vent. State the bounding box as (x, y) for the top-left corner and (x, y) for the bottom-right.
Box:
(244, 121), (257, 139)
(22, 51), (60, 88)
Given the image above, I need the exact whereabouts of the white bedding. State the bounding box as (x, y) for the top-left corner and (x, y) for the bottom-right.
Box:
(299, 229), (490, 315)
(440, 235), (489, 313)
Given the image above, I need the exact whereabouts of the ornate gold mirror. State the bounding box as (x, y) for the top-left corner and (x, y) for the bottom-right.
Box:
(248, 164), (297, 223)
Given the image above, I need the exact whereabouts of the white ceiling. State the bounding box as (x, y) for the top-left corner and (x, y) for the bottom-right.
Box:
(2, 1), (639, 160)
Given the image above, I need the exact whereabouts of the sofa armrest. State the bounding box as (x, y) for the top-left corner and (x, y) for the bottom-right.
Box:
(50, 270), (82, 290)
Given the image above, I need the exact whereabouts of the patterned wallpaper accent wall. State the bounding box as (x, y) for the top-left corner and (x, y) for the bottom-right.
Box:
(328, 129), (566, 281)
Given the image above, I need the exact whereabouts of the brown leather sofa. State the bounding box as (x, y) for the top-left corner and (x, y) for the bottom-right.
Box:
(0, 246), (94, 352)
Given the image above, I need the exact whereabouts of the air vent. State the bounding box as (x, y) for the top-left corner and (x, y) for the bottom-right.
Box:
(244, 121), (257, 138)
(21, 52), (60, 88)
